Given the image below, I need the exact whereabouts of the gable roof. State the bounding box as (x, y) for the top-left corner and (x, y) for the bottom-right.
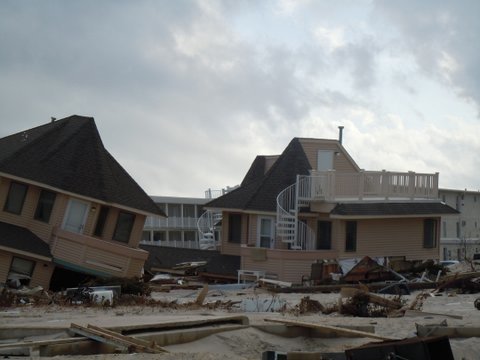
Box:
(0, 115), (164, 216)
(0, 221), (52, 260)
(330, 202), (459, 218)
(207, 138), (312, 212)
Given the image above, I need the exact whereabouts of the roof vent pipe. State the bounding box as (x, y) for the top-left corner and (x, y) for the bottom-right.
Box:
(338, 126), (344, 144)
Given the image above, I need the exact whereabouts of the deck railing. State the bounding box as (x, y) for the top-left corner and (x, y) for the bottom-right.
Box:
(304, 170), (439, 201)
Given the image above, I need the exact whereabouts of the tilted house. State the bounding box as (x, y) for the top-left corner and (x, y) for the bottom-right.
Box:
(0, 116), (165, 289)
(206, 137), (458, 284)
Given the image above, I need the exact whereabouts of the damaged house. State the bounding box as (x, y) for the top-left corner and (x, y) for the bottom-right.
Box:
(0, 116), (165, 289)
(205, 133), (458, 284)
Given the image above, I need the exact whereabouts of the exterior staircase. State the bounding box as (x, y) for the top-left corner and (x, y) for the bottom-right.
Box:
(197, 210), (222, 250)
(276, 175), (316, 250)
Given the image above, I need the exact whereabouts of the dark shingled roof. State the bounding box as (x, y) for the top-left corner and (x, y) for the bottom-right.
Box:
(0, 115), (164, 216)
(330, 202), (459, 217)
(0, 221), (52, 258)
(206, 138), (312, 212)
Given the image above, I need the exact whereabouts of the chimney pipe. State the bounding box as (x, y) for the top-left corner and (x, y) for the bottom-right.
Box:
(338, 126), (344, 144)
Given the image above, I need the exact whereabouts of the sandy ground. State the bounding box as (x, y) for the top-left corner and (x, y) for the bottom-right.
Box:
(1, 286), (480, 359)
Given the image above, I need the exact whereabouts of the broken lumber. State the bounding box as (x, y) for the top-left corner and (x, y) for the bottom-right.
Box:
(416, 322), (480, 338)
(0, 336), (88, 350)
(195, 284), (209, 305)
(69, 323), (167, 353)
(340, 287), (402, 309)
(258, 278), (292, 288)
(404, 309), (463, 320)
(264, 318), (397, 341)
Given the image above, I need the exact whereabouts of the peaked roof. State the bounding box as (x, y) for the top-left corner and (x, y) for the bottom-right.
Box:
(330, 202), (459, 217)
(207, 138), (312, 212)
(0, 115), (164, 216)
(0, 221), (52, 259)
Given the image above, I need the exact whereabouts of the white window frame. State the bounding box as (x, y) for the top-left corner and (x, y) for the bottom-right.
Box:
(257, 216), (275, 248)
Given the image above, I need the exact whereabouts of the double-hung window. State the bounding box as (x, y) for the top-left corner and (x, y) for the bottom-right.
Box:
(4, 182), (28, 215)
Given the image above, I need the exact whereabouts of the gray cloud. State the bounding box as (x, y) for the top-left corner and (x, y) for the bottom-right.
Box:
(1, 1), (479, 196)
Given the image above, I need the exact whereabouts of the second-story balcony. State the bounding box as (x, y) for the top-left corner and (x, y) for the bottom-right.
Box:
(301, 170), (439, 202)
(144, 216), (199, 229)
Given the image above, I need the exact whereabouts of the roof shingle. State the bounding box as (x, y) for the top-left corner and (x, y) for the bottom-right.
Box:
(0, 115), (164, 216)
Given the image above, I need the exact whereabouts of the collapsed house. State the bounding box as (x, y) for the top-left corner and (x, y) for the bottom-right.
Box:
(0, 115), (165, 289)
(205, 134), (459, 284)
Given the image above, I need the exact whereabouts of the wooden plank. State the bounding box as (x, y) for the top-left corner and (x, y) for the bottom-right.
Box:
(0, 336), (88, 350)
(258, 278), (292, 288)
(416, 323), (480, 338)
(86, 324), (167, 353)
(404, 310), (463, 320)
(195, 284), (209, 305)
(264, 318), (397, 341)
(69, 323), (166, 353)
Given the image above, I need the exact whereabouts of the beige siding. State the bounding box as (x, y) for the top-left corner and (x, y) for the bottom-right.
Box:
(0, 252), (11, 283)
(30, 260), (54, 288)
(241, 247), (338, 284)
(130, 214), (147, 248)
(0, 175), (149, 285)
(0, 250), (53, 289)
(335, 218), (440, 260)
(299, 139), (358, 173)
(219, 211), (243, 256)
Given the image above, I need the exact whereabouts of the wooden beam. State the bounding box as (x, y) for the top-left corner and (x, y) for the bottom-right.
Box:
(70, 323), (167, 353)
(340, 287), (402, 309)
(264, 318), (397, 341)
(0, 336), (88, 350)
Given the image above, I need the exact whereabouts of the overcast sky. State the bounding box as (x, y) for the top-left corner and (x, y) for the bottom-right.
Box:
(1, 1), (479, 197)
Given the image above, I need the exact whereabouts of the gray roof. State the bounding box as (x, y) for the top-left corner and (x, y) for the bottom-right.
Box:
(0, 221), (52, 259)
(330, 202), (459, 217)
(0, 115), (164, 216)
(207, 138), (311, 212)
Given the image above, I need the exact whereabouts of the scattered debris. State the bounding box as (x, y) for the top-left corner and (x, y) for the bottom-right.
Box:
(416, 320), (480, 338)
(69, 323), (167, 354)
(264, 318), (397, 341)
(345, 335), (454, 360)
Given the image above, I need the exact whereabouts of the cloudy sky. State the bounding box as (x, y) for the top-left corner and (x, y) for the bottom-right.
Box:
(1, 0), (479, 197)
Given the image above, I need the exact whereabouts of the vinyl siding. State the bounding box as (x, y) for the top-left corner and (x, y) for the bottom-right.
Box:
(0, 251), (10, 283)
(0, 250), (53, 288)
(241, 248), (338, 284)
(336, 218), (440, 260)
(299, 139), (358, 173)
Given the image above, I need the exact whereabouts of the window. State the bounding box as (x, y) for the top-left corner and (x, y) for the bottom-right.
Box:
(153, 231), (165, 241)
(112, 211), (135, 243)
(184, 231), (196, 242)
(317, 221), (332, 250)
(228, 214), (242, 243)
(94, 206), (109, 237)
(183, 204), (195, 218)
(141, 231), (151, 241)
(258, 217), (274, 248)
(169, 230), (181, 241)
(34, 190), (56, 223)
(424, 219), (437, 248)
(167, 204), (181, 217)
(8, 257), (35, 287)
(345, 221), (357, 252)
(4, 182), (28, 214)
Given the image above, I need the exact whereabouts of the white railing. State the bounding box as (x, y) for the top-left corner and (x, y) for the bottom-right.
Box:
(307, 170), (439, 201)
(276, 178), (316, 249)
(144, 216), (198, 229)
(197, 210), (222, 249)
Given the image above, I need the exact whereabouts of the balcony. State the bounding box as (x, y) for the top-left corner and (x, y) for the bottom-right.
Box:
(50, 227), (148, 278)
(302, 170), (439, 202)
(144, 216), (198, 229)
